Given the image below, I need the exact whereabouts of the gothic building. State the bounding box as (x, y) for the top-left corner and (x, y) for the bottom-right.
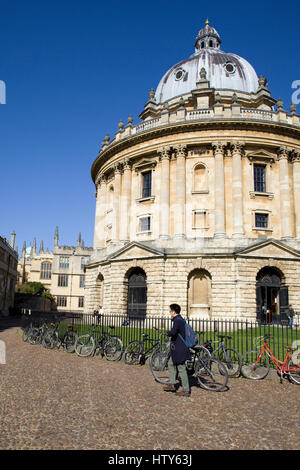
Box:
(85, 21), (300, 322)
(18, 228), (93, 312)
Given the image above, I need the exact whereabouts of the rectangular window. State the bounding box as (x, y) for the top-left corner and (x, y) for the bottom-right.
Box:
(57, 296), (67, 307)
(59, 256), (70, 269)
(255, 213), (268, 228)
(58, 274), (68, 287)
(142, 171), (152, 198)
(78, 297), (84, 308)
(80, 275), (85, 288)
(139, 216), (151, 232)
(81, 256), (89, 271)
(254, 164), (266, 192)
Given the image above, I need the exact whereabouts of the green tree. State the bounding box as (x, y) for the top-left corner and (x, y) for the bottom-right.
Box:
(19, 282), (46, 295)
(19, 282), (54, 301)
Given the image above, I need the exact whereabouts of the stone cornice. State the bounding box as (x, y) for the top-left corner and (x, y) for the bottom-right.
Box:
(91, 119), (300, 182)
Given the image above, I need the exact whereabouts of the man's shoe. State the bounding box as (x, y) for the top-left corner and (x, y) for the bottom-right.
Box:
(163, 384), (176, 392)
(175, 390), (191, 397)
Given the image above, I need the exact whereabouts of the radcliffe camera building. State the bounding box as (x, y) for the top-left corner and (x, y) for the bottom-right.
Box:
(85, 21), (300, 322)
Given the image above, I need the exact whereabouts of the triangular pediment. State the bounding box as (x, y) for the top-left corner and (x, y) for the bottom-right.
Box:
(235, 239), (300, 259)
(133, 158), (157, 172)
(247, 149), (275, 158)
(108, 242), (164, 261)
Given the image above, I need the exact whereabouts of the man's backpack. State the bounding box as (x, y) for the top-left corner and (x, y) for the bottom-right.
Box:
(179, 320), (198, 348)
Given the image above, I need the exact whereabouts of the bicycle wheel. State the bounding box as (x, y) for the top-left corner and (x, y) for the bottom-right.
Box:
(22, 328), (29, 342)
(42, 331), (56, 349)
(195, 356), (228, 392)
(75, 335), (95, 357)
(287, 352), (300, 385)
(123, 341), (142, 365)
(104, 337), (123, 361)
(63, 331), (78, 353)
(28, 328), (41, 345)
(149, 346), (170, 384)
(240, 350), (270, 380)
(218, 347), (241, 378)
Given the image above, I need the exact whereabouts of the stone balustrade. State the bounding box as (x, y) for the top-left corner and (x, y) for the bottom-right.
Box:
(102, 106), (300, 152)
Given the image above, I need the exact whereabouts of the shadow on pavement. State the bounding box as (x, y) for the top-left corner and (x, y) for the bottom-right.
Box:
(0, 316), (23, 333)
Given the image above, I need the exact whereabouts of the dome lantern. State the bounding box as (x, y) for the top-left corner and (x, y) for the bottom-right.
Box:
(194, 19), (221, 52)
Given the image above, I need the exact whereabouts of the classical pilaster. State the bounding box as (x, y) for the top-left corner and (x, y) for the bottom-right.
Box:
(112, 164), (122, 243)
(292, 151), (300, 238)
(212, 142), (227, 238)
(158, 146), (171, 239)
(231, 141), (245, 238)
(120, 159), (132, 243)
(277, 147), (292, 239)
(93, 175), (107, 248)
(174, 144), (187, 238)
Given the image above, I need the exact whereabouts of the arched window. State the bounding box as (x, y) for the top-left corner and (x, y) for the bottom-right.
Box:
(201, 41), (205, 49)
(193, 163), (208, 192)
(40, 262), (51, 280)
(188, 269), (211, 318)
(127, 268), (147, 318)
(109, 185), (114, 209)
(209, 40), (213, 47)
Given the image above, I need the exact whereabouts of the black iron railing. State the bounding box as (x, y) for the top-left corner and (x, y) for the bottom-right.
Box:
(20, 311), (299, 365)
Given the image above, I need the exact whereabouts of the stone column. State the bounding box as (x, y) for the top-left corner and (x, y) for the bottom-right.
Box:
(93, 176), (106, 248)
(292, 151), (300, 238)
(174, 144), (187, 238)
(278, 147), (292, 239)
(112, 164), (121, 243)
(231, 142), (245, 238)
(158, 147), (171, 239)
(120, 159), (132, 243)
(212, 142), (227, 238)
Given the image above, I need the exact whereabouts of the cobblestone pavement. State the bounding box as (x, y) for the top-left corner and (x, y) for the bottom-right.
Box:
(0, 326), (299, 450)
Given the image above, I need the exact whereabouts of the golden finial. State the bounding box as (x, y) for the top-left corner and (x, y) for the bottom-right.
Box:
(205, 19), (210, 26)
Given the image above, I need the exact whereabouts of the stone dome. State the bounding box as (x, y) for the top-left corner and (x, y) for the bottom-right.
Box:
(155, 20), (259, 104)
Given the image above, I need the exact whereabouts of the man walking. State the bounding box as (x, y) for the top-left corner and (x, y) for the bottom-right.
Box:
(163, 304), (191, 397)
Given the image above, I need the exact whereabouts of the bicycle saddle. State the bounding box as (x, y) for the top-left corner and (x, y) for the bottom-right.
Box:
(284, 346), (296, 351)
(142, 333), (149, 338)
(190, 345), (204, 351)
(108, 325), (115, 329)
(217, 335), (232, 340)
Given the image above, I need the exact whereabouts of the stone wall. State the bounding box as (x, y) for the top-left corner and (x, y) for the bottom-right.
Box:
(85, 248), (300, 320)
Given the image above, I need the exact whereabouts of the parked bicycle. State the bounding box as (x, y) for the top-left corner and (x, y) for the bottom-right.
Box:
(123, 327), (168, 365)
(42, 323), (78, 353)
(200, 333), (242, 377)
(75, 324), (123, 361)
(241, 334), (300, 384)
(150, 341), (228, 392)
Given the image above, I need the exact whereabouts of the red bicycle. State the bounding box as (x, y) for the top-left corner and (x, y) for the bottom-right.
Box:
(241, 334), (300, 384)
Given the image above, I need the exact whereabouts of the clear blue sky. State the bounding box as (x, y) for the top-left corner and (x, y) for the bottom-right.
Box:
(1, 0), (299, 252)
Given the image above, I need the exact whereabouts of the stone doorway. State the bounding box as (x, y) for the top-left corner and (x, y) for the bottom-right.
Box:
(127, 268), (147, 318)
(256, 267), (288, 324)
